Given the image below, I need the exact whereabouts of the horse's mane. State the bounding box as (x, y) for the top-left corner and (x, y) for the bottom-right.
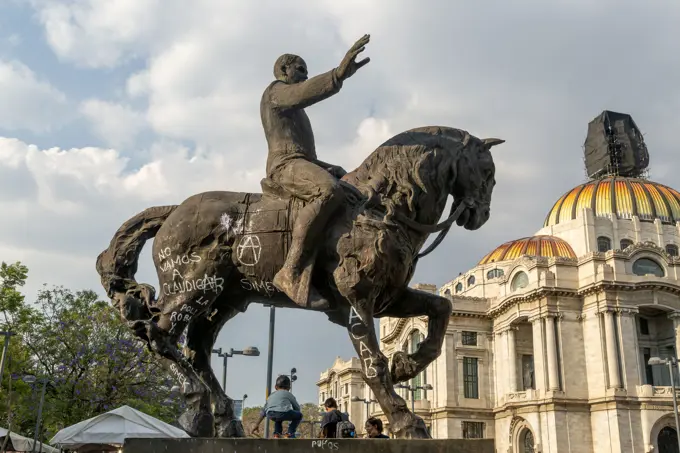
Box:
(346, 126), (471, 217)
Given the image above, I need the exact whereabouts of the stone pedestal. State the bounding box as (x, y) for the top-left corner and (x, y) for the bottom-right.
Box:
(124, 438), (495, 453)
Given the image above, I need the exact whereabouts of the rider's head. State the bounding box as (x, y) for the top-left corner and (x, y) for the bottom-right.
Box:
(274, 54), (308, 84)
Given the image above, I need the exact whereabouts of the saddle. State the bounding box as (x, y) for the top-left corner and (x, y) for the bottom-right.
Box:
(260, 177), (366, 204)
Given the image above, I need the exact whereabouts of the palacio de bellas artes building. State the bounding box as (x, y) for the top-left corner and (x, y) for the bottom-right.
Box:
(318, 111), (680, 452)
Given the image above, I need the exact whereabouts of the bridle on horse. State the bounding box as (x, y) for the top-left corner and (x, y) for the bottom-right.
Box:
(395, 198), (473, 260)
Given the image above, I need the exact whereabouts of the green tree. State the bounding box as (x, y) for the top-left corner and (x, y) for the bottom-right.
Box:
(21, 287), (182, 439)
(0, 262), (183, 443)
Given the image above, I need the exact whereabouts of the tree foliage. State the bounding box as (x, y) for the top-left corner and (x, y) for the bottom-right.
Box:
(0, 262), (183, 444)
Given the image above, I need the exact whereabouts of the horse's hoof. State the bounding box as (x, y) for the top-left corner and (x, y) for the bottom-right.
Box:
(215, 416), (245, 438)
(179, 408), (215, 437)
(392, 414), (430, 439)
(391, 351), (418, 383)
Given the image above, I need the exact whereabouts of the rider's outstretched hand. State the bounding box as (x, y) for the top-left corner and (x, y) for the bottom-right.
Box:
(337, 34), (370, 81)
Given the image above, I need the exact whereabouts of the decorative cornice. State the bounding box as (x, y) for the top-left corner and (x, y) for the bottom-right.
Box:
(487, 287), (578, 318)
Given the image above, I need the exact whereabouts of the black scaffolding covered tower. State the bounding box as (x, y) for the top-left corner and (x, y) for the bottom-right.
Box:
(583, 110), (649, 179)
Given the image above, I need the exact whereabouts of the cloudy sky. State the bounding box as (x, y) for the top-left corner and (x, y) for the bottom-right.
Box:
(2, 0), (680, 406)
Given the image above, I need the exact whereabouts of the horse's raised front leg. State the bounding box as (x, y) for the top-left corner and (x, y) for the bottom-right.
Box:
(377, 288), (452, 384)
(344, 303), (430, 439)
(184, 299), (245, 438)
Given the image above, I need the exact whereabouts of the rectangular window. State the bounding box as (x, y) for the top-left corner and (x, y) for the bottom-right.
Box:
(521, 354), (535, 390)
(462, 331), (478, 346)
(640, 318), (650, 335)
(463, 357), (479, 399)
(344, 384), (348, 395)
(643, 348), (654, 385)
(462, 421), (484, 439)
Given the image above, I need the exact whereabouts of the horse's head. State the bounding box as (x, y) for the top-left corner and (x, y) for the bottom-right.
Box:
(347, 126), (502, 232)
(447, 133), (502, 230)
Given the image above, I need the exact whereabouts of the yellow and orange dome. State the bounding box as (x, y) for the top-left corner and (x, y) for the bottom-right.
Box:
(478, 235), (576, 265)
(544, 176), (680, 227)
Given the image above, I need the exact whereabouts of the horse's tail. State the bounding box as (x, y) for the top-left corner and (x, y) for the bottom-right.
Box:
(96, 205), (178, 321)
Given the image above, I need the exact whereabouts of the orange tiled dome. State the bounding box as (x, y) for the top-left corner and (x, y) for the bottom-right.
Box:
(478, 235), (576, 265)
(544, 176), (680, 227)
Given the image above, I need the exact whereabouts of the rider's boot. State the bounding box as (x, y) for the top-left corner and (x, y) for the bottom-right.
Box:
(273, 194), (342, 310)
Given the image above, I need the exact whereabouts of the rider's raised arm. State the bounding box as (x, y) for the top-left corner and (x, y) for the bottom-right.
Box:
(269, 69), (343, 110)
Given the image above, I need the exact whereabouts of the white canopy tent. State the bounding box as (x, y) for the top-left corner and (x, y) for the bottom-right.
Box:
(0, 427), (59, 453)
(49, 405), (189, 451)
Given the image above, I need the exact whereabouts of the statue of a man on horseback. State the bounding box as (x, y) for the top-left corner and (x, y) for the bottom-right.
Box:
(261, 34), (371, 311)
(96, 32), (505, 440)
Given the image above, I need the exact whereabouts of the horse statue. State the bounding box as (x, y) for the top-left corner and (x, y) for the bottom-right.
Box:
(96, 125), (502, 438)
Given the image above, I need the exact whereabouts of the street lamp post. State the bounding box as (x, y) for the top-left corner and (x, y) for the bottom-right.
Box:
(395, 383), (433, 413)
(649, 356), (680, 453)
(211, 346), (260, 391)
(23, 375), (49, 453)
(264, 304), (276, 439)
(242, 393), (248, 409)
(289, 367), (298, 391)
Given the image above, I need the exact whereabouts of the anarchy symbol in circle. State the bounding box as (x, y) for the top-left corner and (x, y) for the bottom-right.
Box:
(236, 235), (262, 266)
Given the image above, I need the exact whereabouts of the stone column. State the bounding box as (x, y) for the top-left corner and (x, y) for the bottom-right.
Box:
(544, 315), (560, 391)
(530, 316), (546, 394)
(507, 327), (517, 392)
(604, 310), (622, 388)
(669, 312), (680, 361)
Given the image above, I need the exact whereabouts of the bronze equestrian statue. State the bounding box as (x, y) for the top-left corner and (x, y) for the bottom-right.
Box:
(96, 34), (503, 439)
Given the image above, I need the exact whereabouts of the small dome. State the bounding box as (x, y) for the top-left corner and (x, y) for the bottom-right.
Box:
(544, 176), (680, 227)
(478, 235), (576, 265)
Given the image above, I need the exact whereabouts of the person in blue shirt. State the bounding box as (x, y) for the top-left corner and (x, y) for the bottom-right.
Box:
(252, 375), (303, 438)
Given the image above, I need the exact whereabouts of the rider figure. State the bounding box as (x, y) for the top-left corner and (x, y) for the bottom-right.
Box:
(261, 35), (370, 310)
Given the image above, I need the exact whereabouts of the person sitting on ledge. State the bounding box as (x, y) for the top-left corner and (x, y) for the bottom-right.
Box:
(365, 417), (389, 438)
(252, 375), (303, 438)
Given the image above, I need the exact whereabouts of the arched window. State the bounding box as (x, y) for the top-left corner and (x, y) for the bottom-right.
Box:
(597, 236), (612, 252)
(521, 429), (535, 453)
(620, 239), (634, 250)
(666, 244), (679, 257)
(658, 426), (678, 452)
(444, 288), (451, 296)
(455, 282), (463, 293)
(487, 268), (505, 280)
(467, 275), (476, 286)
(633, 258), (665, 277)
(511, 272), (529, 291)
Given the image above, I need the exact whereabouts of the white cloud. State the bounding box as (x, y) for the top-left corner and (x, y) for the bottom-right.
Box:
(35, 0), (165, 68)
(0, 59), (68, 133)
(9, 0), (680, 405)
(80, 99), (145, 148)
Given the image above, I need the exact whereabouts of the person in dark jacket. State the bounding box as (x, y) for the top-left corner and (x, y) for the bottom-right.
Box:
(319, 397), (347, 438)
(365, 417), (389, 438)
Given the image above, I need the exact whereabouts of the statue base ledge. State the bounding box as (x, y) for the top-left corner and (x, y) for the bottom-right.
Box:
(124, 437), (495, 453)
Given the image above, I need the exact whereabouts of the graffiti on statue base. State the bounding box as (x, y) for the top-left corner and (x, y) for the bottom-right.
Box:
(311, 440), (339, 450)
